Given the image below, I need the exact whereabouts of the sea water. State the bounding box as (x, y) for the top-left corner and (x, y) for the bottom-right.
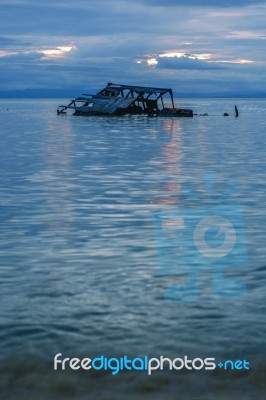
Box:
(0, 98), (266, 399)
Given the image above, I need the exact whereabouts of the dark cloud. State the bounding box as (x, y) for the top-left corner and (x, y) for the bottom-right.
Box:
(0, 36), (31, 47)
(0, 2), (151, 36)
(0, 52), (41, 64)
(0, 36), (18, 45)
(157, 56), (221, 70)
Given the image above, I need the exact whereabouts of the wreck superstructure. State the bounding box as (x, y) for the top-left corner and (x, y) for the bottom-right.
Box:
(57, 83), (193, 117)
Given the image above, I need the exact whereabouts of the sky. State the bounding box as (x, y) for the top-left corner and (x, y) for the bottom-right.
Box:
(0, 0), (266, 97)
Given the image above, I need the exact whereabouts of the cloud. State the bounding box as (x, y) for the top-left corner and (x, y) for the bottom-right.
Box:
(157, 55), (221, 70)
(0, 36), (31, 48)
(0, 36), (18, 45)
(225, 31), (266, 39)
(135, 0), (266, 7)
(0, 2), (153, 36)
(0, 0), (265, 96)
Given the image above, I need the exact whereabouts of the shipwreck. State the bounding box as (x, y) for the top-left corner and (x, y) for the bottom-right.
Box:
(57, 83), (193, 117)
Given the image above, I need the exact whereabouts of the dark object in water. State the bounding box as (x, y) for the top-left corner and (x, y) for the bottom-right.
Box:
(57, 83), (193, 117)
(57, 107), (66, 115)
(235, 105), (239, 117)
(223, 113), (229, 116)
(159, 107), (193, 118)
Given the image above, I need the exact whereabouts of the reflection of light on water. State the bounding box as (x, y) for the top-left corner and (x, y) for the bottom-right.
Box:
(41, 118), (76, 236)
(196, 120), (208, 168)
(161, 118), (176, 133)
(157, 119), (183, 205)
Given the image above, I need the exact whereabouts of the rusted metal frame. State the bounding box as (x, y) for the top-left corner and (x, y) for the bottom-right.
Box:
(109, 83), (172, 93)
(169, 89), (175, 108)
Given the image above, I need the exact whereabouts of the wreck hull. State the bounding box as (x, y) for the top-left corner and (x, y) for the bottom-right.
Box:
(158, 108), (193, 117)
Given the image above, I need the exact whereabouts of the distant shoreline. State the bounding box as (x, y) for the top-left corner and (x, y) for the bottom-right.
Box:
(1, 94), (266, 99)
(1, 89), (266, 100)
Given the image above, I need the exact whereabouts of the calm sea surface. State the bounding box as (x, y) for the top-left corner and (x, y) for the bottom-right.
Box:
(0, 98), (265, 399)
